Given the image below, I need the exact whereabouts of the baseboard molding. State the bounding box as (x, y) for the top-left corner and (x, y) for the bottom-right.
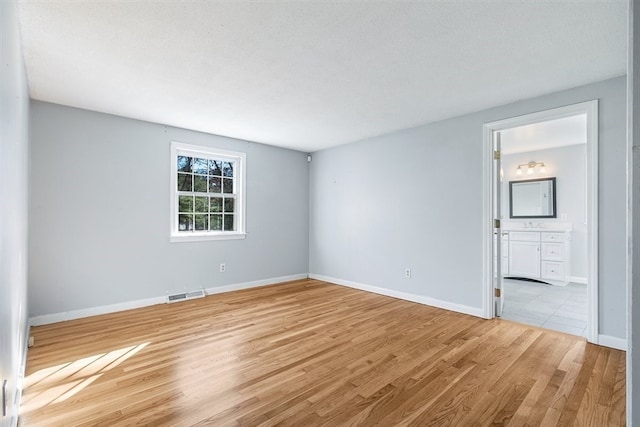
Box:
(204, 274), (308, 296)
(26, 273), (626, 352)
(29, 295), (167, 326)
(567, 276), (588, 284)
(29, 273), (309, 326)
(309, 274), (485, 318)
(597, 334), (627, 351)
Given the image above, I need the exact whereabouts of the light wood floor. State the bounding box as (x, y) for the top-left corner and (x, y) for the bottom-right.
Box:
(20, 279), (625, 426)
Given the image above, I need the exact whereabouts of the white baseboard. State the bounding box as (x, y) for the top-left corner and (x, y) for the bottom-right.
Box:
(27, 273), (626, 353)
(309, 274), (485, 318)
(29, 295), (167, 326)
(308, 275), (629, 351)
(204, 274), (308, 295)
(597, 334), (627, 351)
(567, 276), (588, 284)
(29, 273), (309, 326)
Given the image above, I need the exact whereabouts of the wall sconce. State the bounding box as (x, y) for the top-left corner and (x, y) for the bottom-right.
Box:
(516, 161), (546, 176)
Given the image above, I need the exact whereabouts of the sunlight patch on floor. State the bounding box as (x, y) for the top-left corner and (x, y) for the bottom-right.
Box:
(21, 342), (149, 415)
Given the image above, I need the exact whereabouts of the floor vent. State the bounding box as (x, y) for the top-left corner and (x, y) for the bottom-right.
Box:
(167, 289), (205, 303)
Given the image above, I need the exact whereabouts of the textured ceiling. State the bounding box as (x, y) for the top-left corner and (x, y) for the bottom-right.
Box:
(17, 1), (627, 152)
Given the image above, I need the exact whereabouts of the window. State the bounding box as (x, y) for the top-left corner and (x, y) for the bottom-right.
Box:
(170, 142), (246, 242)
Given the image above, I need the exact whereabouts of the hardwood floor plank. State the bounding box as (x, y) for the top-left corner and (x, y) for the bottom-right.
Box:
(19, 279), (625, 426)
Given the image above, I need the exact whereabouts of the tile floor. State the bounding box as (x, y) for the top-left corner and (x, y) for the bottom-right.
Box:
(500, 278), (588, 337)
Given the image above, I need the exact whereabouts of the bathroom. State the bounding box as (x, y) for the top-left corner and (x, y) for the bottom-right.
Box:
(498, 114), (589, 337)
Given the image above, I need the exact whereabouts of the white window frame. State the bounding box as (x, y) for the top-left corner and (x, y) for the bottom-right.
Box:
(170, 141), (246, 242)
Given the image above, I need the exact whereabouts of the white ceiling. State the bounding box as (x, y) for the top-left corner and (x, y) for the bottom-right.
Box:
(17, 1), (627, 152)
(501, 114), (587, 155)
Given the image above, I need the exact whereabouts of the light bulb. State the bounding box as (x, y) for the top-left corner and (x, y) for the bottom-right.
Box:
(527, 167), (534, 175)
(516, 166), (522, 176)
(539, 163), (546, 173)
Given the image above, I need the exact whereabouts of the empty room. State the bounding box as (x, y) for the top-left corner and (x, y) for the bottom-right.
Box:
(2, 1), (640, 426)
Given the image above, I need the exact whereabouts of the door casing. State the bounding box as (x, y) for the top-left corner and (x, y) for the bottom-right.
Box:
(482, 100), (599, 343)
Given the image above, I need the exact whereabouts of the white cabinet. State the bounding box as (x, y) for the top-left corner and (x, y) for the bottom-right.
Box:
(541, 261), (565, 280)
(541, 242), (564, 260)
(504, 230), (571, 286)
(509, 240), (541, 277)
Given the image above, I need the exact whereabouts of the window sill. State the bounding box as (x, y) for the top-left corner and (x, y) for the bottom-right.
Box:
(170, 232), (247, 243)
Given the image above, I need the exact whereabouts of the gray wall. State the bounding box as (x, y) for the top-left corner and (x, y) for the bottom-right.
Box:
(502, 145), (587, 279)
(310, 76), (627, 339)
(0, 0), (30, 425)
(29, 102), (309, 316)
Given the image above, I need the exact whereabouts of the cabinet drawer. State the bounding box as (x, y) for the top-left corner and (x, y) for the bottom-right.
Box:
(509, 231), (540, 242)
(541, 232), (566, 243)
(541, 261), (565, 280)
(541, 242), (564, 261)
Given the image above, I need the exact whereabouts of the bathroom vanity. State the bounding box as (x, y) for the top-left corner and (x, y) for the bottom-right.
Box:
(501, 176), (572, 286)
(500, 226), (572, 286)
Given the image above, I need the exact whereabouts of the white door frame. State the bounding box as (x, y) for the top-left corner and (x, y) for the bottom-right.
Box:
(482, 100), (599, 343)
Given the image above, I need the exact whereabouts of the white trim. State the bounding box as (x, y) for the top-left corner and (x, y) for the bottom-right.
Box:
(309, 274), (485, 318)
(482, 127), (494, 319)
(597, 334), (628, 351)
(585, 100), (599, 344)
(566, 276), (588, 285)
(29, 295), (167, 326)
(482, 100), (599, 343)
(204, 274), (308, 295)
(170, 232), (246, 243)
(28, 274), (308, 326)
(173, 143), (245, 161)
(169, 141), (247, 242)
(627, 4), (638, 425)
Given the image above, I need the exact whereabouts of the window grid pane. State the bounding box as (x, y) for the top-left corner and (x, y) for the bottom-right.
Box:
(178, 214), (193, 231)
(223, 214), (234, 231)
(174, 146), (242, 236)
(177, 156), (193, 172)
(193, 175), (206, 192)
(178, 196), (194, 213)
(209, 176), (222, 193)
(177, 173), (192, 191)
(210, 214), (222, 231)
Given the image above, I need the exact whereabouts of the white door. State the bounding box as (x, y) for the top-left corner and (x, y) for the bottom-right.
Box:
(494, 131), (504, 316)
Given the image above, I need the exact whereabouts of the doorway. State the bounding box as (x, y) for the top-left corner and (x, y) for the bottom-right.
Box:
(482, 100), (599, 343)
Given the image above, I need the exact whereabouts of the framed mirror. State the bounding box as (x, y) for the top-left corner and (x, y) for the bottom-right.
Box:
(509, 177), (556, 218)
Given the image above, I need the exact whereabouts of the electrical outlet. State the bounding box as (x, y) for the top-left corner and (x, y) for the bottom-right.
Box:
(220, 263), (226, 273)
(405, 268), (411, 278)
